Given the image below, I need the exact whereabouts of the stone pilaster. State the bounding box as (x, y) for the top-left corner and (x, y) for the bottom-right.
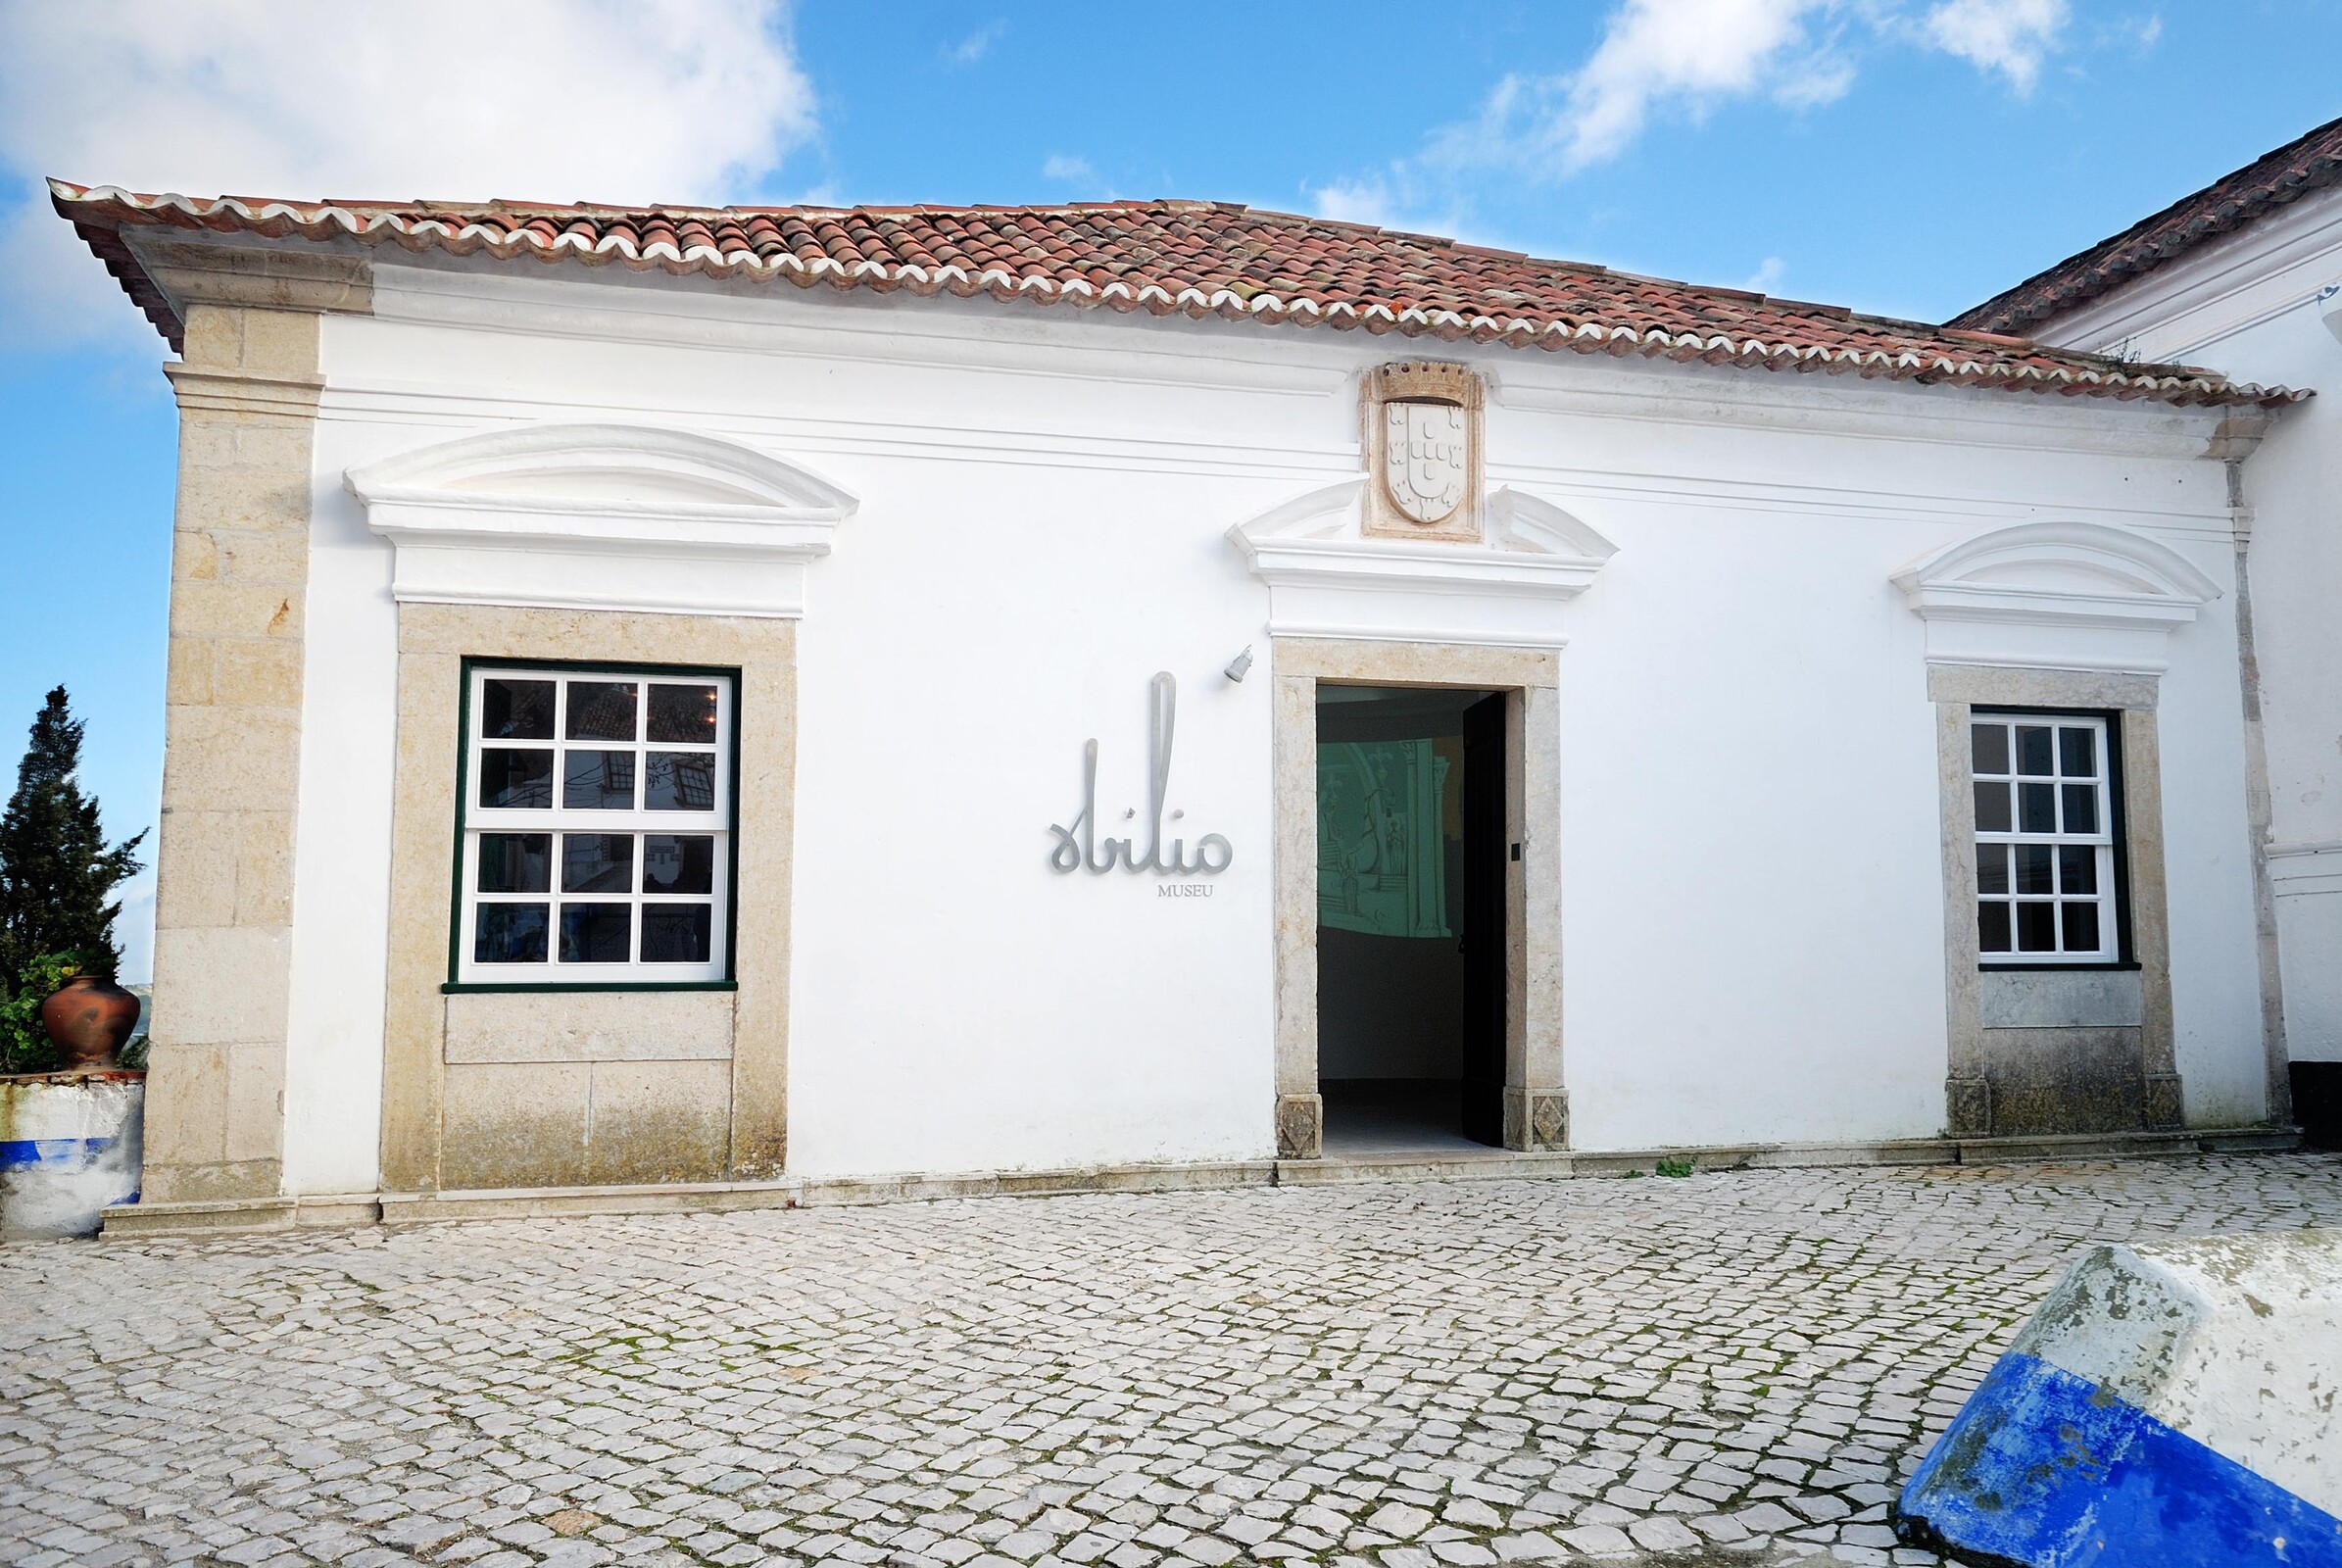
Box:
(139, 303), (324, 1201)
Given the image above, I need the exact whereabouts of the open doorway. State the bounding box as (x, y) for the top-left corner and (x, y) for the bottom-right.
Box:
(1316, 685), (1507, 1152)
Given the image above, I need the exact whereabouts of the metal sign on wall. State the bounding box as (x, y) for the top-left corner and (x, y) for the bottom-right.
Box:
(1049, 672), (1232, 876)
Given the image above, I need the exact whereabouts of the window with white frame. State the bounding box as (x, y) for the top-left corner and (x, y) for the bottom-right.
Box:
(455, 664), (734, 986)
(1971, 712), (2121, 964)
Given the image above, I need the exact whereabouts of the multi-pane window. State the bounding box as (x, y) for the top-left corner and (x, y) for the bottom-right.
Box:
(1972, 713), (2120, 964)
(456, 665), (733, 985)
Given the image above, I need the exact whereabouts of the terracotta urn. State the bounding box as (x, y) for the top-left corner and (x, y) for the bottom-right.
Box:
(39, 973), (140, 1069)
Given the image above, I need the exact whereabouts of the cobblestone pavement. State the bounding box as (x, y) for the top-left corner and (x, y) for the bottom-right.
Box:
(4, 1154), (2341, 1568)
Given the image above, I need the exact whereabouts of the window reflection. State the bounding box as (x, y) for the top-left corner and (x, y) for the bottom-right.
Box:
(565, 682), (638, 741)
(563, 751), (636, 809)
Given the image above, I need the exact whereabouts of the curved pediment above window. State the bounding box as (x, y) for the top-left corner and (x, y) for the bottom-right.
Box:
(345, 423), (858, 618)
(1227, 478), (1617, 649)
(1891, 521), (2221, 630)
(1891, 520), (2224, 674)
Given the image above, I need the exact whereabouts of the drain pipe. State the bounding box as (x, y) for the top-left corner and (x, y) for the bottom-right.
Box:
(2212, 416), (2293, 1128)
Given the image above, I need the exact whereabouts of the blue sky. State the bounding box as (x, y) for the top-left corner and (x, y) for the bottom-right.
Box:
(1, 0), (2337, 979)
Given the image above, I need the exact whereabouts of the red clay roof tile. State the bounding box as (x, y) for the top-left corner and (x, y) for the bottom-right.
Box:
(51, 180), (2298, 410)
(1955, 116), (2342, 336)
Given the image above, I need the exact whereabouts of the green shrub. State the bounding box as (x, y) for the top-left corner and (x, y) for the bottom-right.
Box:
(0, 951), (82, 1074)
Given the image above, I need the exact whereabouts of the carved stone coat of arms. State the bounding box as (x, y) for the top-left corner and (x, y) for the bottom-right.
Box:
(1384, 402), (1469, 525)
(1362, 362), (1485, 542)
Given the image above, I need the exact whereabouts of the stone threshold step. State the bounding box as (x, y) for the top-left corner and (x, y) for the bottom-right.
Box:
(95, 1125), (2305, 1236)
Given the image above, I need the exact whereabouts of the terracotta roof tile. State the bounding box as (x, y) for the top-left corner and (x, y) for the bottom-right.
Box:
(51, 179), (2299, 410)
(1956, 116), (2342, 336)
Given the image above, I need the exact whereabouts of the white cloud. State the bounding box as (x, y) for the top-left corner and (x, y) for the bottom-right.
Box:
(946, 21), (1006, 68)
(1042, 154), (1096, 183)
(1546, 0), (1852, 172)
(1923, 0), (2070, 91)
(0, 0), (817, 347)
(1742, 256), (1786, 292)
(1307, 179), (1397, 227)
(1391, 0), (2075, 188)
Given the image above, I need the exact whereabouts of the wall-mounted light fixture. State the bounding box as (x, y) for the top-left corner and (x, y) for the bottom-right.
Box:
(1224, 646), (1253, 683)
(2320, 281), (2342, 349)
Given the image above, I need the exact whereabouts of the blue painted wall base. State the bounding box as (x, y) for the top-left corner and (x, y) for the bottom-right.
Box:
(1896, 1352), (2342, 1566)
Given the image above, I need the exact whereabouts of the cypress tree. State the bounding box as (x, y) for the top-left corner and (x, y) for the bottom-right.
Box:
(0, 687), (146, 984)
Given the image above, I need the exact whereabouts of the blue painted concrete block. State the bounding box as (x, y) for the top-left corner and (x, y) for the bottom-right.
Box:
(1897, 1350), (2342, 1566)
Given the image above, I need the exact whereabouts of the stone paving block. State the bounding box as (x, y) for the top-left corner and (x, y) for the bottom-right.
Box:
(5, 1156), (2341, 1568)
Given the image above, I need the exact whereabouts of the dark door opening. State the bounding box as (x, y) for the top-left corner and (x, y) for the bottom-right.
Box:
(1459, 691), (1508, 1147)
(1315, 685), (1507, 1152)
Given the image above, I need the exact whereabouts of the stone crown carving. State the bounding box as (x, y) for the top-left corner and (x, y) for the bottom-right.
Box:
(1363, 361), (1485, 544)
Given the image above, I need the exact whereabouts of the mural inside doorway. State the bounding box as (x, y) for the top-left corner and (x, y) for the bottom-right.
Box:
(1317, 738), (1458, 939)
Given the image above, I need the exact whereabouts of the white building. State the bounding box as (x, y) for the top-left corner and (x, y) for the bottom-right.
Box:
(1954, 114), (2342, 1147)
(53, 175), (2305, 1231)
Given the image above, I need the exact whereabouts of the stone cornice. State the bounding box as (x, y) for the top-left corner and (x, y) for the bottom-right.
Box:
(126, 233), (372, 334)
(163, 363), (327, 418)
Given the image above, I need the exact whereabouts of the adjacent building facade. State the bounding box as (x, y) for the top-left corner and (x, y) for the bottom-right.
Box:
(52, 171), (2312, 1227)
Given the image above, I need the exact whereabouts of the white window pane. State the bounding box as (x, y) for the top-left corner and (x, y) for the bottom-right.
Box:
(564, 681), (638, 741)
(563, 751), (636, 809)
(644, 835), (715, 895)
(641, 905), (713, 963)
(479, 749), (554, 808)
(478, 833), (551, 893)
(1972, 722), (2009, 774)
(561, 834), (634, 894)
(481, 679), (555, 740)
(2016, 725), (2054, 775)
(648, 684), (719, 744)
(475, 904), (549, 963)
(559, 904), (632, 963)
(645, 753), (717, 810)
(2058, 726), (2096, 778)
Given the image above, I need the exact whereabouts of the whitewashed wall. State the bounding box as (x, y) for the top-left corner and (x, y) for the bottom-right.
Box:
(2028, 185), (2342, 1069)
(277, 254), (2263, 1192)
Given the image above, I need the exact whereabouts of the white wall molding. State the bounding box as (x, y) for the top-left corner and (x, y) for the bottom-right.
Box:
(315, 384), (2237, 543)
(2268, 840), (2342, 899)
(345, 422), (857, 618)
(1893, 520), (2223, 674)
(1228, 478), (1617, 649)
(367, 257), (2238, 465)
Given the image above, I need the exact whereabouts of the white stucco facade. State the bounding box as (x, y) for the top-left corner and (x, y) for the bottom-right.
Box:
(236, 248), (2281, 1197)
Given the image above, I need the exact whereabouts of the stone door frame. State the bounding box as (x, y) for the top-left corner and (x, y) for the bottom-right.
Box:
(1271, 637), (1566, 1157)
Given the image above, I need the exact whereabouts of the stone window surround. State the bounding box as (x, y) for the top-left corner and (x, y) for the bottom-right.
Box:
(1929, 662), (2182, 1136)
(1272, 637), (1566, 1158)
(380, 604), (797, 1193)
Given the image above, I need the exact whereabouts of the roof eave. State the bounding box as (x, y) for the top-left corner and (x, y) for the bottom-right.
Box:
(47, 180), (2303, 411)
(57, 197), (183, 352)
